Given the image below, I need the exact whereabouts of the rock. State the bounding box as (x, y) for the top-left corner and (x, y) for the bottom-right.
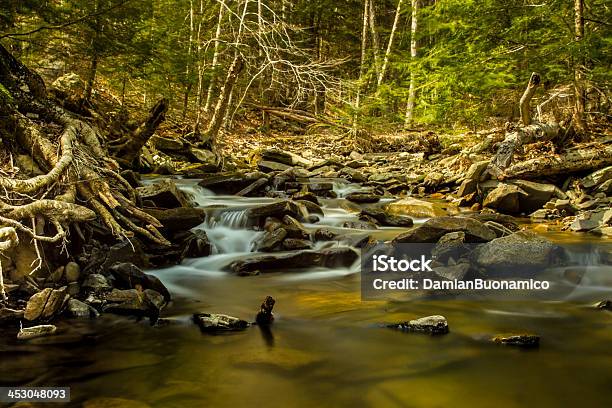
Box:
(258, 160), (292, 172)
(595, 179), (612, 194)
(82, 274), (111, 292)
(103, 289), (166, 318)
(432, 231), (469, 262)
(457, 179), (477, 197)
(0, 306), (24, 322)
(247, 200), (306, 224)
(345, 192), (380, 203)
(360, 207), (413, 227)
(340, 167), (368, 182)
(136, 179), (192, 208)
(236, 178), (268, 196)
(465, 160), (489, 181)
(292, 191), (320, 204)
(50, 72), (84, 96)
(342, 220), (378, 229)
(434, 262), (472, 281)
(24, 287), (69, 321)
(570, 209), (608, 232)
(473, 231), (563, 276)
(143, 207), (206, 232)
(182, 229), (212, 258)
(17, 324), (57, 340)
(64, 262), (80, 283)
(554, 199), (575, 213)
(483, 183), (528, 214)
(492, 334), (540, 348)
(255, 296), (275, 325)
(314, 228), (337, 241)
(255, 228), (288, 252)
(230, 247), (359, 275)
(296, 199), (323, 215)
(150, 135), (184, 151)
(394, 216), (496, 243)
(48, 266), (64, 283)
(282, 238), (313, 250)
(67, 298), (99, 318)
(465, 213), (520, 231)
(193, 313), (250, 332)
(483, 221), (515, 237)
(581, 166), (612, 189)
(282, 215), (310, 239)
(385, 197), (451, 218)
(388, 315), (449, 335)
(198, 172), (265, 194)
(189, 147), (217, 165)
(509, 180), (565, 212)
(109, 263), (171, 301)
(260, 148), (312, 167)
(594, 300), (612, 310)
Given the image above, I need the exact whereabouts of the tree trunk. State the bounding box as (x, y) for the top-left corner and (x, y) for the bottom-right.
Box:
(519, 72), (540, 126)
(112, 98), (168, 166)
(204, 0), (225, 114)
(193, 0), (205, 134)
(368, 0), (380, 79)
(500, 144), (612, 180)
(83, 52), (98, 104)
(205, 56), (244, 147)
(573, 0), (586, 132)
(353, 0), (369, 131)
(378, 0), (404, 87)
(404, 0), (419, 126)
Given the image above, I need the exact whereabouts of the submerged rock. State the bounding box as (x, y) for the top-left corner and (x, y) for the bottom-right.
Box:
(594, 300), (612, 310)
(388, 315), (449, 335)
(193, 313), (250, 332)
(492, 333), (540, 348)
(17, 324), (57, 340)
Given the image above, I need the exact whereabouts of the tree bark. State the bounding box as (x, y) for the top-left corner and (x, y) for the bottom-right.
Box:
(404, 0), (419, 126)
(500, 144), (612, 180)
(205, 56), (244, 147)
(353, 0), (370, 131)
(573, 0), (586, 132)
(204, 0), (225, 114)
(378, 0), (404, 87)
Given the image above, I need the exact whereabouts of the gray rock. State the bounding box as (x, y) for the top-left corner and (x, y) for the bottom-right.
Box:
(388, 315), (449, 335)
(432, 231), (469, 262)
(345, 192), (380, 203)
(24, 287), (69, 321)
(282, 239), (313, 250)
(434, 262), (471, 281)
(136, 179), (193, 208)
(109, 263), (171, 301)
(198, 171), (265, 194)
(193, 313), (250, 332)
(64, 262), (80, 283)
(150, 135), (184, 151)
(360, 207), (413, 227)
(510, 179), (565, 212)
(17, 324), (57, 340)
(483, 183), (528, 214)
(465, 160), (489, 181)
(473, 231), (563, 276)
(258, 160), (292, 172)
(457, 179), (477, 197)
(255, 228), (288, 252)
(103, 289), (166, 317)
(581, 166), (612, 189)
(67, 298), (99, 318)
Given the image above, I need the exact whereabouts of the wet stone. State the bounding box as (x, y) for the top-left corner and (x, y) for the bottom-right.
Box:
(492, 333), (540, 348)
(388, 315), (449, 335)
(17, 324), (58, 340)
(193, 313), (250, 332)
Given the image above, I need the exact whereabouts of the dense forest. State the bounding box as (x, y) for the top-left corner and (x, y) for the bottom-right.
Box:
(2, 0), (610, 135)
(0, 2), (611, 407)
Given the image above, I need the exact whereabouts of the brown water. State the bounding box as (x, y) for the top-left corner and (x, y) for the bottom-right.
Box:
(1, 181), (611, 407)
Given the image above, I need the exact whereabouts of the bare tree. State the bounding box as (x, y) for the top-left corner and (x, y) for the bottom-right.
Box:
(203, 0), (226, 114)
(378, 0), (404, 87)
(573, 0), (586, 132)
(405, 0), (419, 126)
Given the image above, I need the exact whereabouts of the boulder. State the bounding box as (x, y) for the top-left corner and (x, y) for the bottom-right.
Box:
(236, 178), (268, 197)
(342, 220), (378, 230)
(230, 247), (359, 275)
(148, 229), (211, 266)
(282, 239), (313, 250)
(296, 199), (323, 215)
(314, 228), (337, 241)
(483, 183), (528, 214)
(457, 179), (477, 197)
(143, 207), (206, 232)
(292, 191), (320, 204)
(64, 261), (80, 283)
(67, 298), (99, 319)
(82, 274), (111, 292)
(188, 147), (216, 164)
(570, 209), (608, 232)
(193, 313), (250, 332)
(258, 160), (292, 172)
(581, 166), (612, 189)
(150, 135), (184, 151)
(388, 315), (449, 335)
(394, 217), (496, 243)
(255, 228), (288, 252)
(345, 192), (380, 203)
(465, 160), (489, 181)
(282, 215), (310, 239)
(509, 179), (564, 212)
(103, 289), (166, 317)
(385, 197), (451, 218)
(472, 231), (563, 276)
(360, 207), (413, 227)
(260, 148), (312, 167)
(247, 200), (306, 224)
(433, 262), (472, 281)
(340, 167), (368, 183)
(24, 287), (69, 321)
(50, 72), (85, 96)
(198, 172), (265, 194)
(109, 262), (171, 301)
(431, 231), (469, 262)
(137, 179), (192, 208)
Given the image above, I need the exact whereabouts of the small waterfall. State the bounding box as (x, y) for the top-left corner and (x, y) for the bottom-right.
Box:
(205, 209), (250, 229)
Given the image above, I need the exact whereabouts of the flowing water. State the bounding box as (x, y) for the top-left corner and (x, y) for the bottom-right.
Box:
(1, 179), (612, 407)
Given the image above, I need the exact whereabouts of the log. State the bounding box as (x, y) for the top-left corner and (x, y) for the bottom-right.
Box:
(499, 144), (612, 180)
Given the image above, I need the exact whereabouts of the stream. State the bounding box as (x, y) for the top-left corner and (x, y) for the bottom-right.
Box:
(1, 179), (611, 407)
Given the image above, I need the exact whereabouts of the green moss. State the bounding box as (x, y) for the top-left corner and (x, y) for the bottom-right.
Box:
(0, 83), (13, 103)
